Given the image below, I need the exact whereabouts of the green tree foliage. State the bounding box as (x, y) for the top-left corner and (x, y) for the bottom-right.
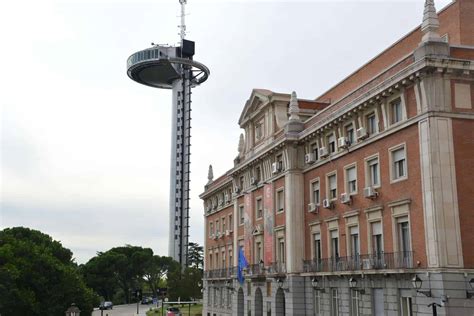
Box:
(82, 245), (159, 303)
(188, 242), (203, 270)
(0, 227), (98, 316)
(143, 255), (177, 296)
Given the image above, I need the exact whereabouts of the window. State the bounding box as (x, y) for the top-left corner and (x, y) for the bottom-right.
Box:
(266, 301), (272, 316)
(331, 288), (339, 316)
(312, 180), (320, 205)
(222, 217), (226, 234)
(349, 226), (359, 257)
(350, 290), (361, 316)
(239, 205), (244, 225)
(229, 249), (233, 268)
(229, 214), (233, 228)
(390, 98), (403, 124)
(314, 289), (321, 316)
(277, 237), (285, 263)
(372, 289), (384, 316)
(216, 220), (220, 234)
(256, 198), (263, 219)
(398, 219), (411, 268)
(221, 251), (226, 268)
(328, 174), (337, 200)
(209, 254), (213, 269)
(327, 134), (336, 154)
(330, 230), (339, 259)
(276, 189), (284, 213)
(214, 288), (218, 307)
(239, 176), (244, 190)
(366, 112), (377, 135)
(255, 118), (264, 141)
(391, 146), (407, 181)
(346, 123), (355, 145)
(220, 286), (225, 306)
(311, 142), (319, 160)
(345, 165), (357, 194)
(209, 223), (214, 237)
(313, 233), (322, 262)
(400, 296), (413, 316)
(215, 253), (219, 270)
(371, 221), (384, 266)
(255, 166), (261, 183)
(366, 157), (380, 187)
(255, 241), (262, 263)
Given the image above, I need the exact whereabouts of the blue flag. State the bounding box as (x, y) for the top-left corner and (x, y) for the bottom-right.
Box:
(237, 247), (249, 284)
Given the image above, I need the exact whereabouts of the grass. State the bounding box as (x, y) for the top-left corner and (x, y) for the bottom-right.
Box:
(146, 303), (202, 316)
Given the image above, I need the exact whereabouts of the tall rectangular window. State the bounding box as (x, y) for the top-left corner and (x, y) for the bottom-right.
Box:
(331, 288), (339, 316)
(366, 112), (377, 135)
(222, 217), (226, 233)
(328, 174), (337, 200)
(229, 214), (233, 228)
(255, 166), (261, 182)
(256, 198), (263, 219)
(328, 134), (336, 154)
(255, 241), (262, 263)
(371, 221), (383, 258)
(330, 230), (339, 259)
(400, 296), (413, 316)
(367, 157), (380, 187)
(313, 233), (322, 262)
(350, 226), (359, 257)
(239, 176), (244, 190)
(391, 147), (407, 180)
(216, 220), (220, 234)
(311, 142), (319, 160)
(229, 249), (233, 268)
(390, 98), (403, 124)
(239, 206), (244, 225)
(314, 290), (321, 316)
(312, 180), (320, 205)
(278, 237), (285, 263)
(373, 289), (384, 316)
(346, 166), (357, 194)
(276, 189), (284, 213)
(346, 123), (355, 144)
(350, 289), (360, 316)
(210, 223), (214, 236)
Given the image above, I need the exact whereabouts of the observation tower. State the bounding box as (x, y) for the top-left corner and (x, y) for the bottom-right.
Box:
(126, 0), (210, 268)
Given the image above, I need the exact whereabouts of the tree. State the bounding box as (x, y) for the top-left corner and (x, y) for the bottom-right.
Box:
(188, 242), (203, 271)
(82, 245), (152, 303)
(0, 227), (98, 316)
(143, 255), (177, 296)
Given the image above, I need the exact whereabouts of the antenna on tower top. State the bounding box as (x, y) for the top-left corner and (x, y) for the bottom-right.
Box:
(178, 0), (187, 45)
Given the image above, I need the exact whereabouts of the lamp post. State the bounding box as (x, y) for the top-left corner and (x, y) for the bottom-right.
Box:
(348, 277), (365, 294)
(411, 275), (431, 297)
(311, 277), (325, 293)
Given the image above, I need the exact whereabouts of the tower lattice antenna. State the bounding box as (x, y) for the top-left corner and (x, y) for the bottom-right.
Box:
(179, 0), (187, 45)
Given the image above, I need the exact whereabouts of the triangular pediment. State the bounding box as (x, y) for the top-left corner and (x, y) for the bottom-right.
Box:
(238, 89), (273, 126)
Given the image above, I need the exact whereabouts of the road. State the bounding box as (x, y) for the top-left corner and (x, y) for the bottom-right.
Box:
(92, 303), (157, 316)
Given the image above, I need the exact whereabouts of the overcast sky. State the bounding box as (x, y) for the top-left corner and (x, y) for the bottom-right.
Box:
(0, 0), (451, 264)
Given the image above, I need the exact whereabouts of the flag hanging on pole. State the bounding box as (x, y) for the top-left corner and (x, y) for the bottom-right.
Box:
(237, 247), (249, 284)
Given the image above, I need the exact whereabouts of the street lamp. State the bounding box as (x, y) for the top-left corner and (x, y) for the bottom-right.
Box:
(412, 275), (432, 297)
(311, 277), (325, 293)
(348, 277), (365, 294)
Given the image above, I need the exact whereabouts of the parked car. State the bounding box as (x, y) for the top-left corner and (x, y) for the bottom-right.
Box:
(99, 301), (113, 310)
(141, 296), (152, 304)
(166, 306), (181, 316)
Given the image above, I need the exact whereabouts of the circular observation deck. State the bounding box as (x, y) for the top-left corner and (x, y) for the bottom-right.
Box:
(127, 46), (210, 89)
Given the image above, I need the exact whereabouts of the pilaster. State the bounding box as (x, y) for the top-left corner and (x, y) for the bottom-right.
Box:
(419, 116), (463, 268)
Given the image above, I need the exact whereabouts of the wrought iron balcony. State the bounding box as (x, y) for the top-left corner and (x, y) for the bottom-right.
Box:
(266, 261), (287, 275)
(303, 251), (414, 273)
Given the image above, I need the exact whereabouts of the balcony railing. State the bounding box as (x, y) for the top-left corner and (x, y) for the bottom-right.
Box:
(266, 261), (286, 275)
(203, 267), (236, 279)
(247, 264), (265, 276)
(303, 252), (414, 273)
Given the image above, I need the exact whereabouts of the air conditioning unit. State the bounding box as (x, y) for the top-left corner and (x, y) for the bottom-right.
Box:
(338, 137), (350, 149)
(319, 147), (329, 158)
(215, 232), (221, 239)
(272, 162), (282, 174)
(250, 177), (259, 185)
(322, 199), (333, 209)
(356, 127), (368, 140)
(225, 229), (233, 236)
(305, 153), (316, 164)
(340, 193), (351, 204)
(363, 186), (378, 199)
(308, 203), (319, 213)
(362, 259), (373, 270)
(210, 233), (215, 240)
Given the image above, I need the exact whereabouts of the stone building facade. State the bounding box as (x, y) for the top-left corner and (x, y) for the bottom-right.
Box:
(200, 1), (474, 315)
